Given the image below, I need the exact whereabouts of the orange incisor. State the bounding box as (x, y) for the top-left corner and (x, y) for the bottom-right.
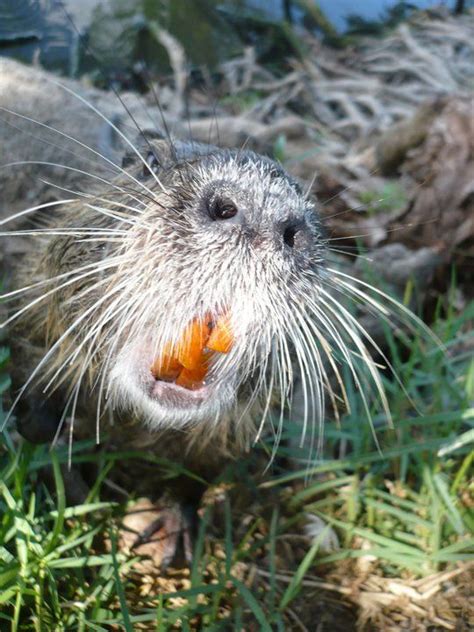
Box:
(150, 313), (234, 389)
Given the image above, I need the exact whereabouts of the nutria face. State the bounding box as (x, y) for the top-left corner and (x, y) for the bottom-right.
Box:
(102, 140), (326, 429)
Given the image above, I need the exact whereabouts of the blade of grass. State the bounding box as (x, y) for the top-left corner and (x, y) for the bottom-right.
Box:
(279, 525), (330, 610)
(110, 530), (133, 632)
(45, 450), (66, 555)
(231, 577), (272, 631)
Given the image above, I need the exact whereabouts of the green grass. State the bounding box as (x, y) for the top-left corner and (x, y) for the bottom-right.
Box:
(1, 293), (473, 630)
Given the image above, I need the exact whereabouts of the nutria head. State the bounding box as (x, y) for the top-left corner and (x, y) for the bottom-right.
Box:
(3, 135), (327, 444)
(4, 132), (425, 452)
(95, 138), (327, 429)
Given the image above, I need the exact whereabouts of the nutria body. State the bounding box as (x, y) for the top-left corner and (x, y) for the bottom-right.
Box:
(0, 62), (331, 551)
(1, 60), (408, 565)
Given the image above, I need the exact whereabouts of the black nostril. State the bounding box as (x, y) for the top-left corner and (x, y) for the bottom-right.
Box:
(283, 225), (297, 248)
(208, 197), (238, 221)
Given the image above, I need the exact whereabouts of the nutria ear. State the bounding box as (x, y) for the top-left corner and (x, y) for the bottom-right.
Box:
(121, 134), (217, 172)
(120, 128), (168, 169)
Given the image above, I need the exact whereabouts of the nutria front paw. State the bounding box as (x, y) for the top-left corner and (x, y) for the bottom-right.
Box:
(119, 497), (198, 570)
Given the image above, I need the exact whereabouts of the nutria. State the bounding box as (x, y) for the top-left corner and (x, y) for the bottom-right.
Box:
(2, 121), (333, 560)
(0, 64), (398, 567)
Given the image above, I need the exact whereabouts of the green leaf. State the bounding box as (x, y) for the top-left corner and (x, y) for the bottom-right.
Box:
(110, 530), (133, 632)
(0, 546), (14, 564)
(48, 501), (117, 519)
(231, 578), (272, 632)
(433, 473), (465, 535)
(0, 587), (17, 605)
(438, 428), (474, 456)
(45, 450), (66, 555)
(49, 554), (119, 568)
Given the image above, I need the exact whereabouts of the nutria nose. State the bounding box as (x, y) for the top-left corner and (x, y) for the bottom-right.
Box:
(281, 219), (310, 252)
(283, 224), (297, 248)
(207, 196), (239, 221)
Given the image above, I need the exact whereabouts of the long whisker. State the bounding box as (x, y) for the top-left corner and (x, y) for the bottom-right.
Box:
(327, 267), (441, 345)
(36, 177), (151, 216)
(0, 111), (119, 178)
(0, 198), (76, 228)
(0, 105), (159, 199)
(0, 256), (127, 328)
(1, 274), (132, 431)
(0, 160), (152, 209)
(0, 253), (130, 302)
(45, 78), (168, 196)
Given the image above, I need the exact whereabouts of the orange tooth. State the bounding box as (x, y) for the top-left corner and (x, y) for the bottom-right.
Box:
(150, 312), (233, 389)
(150, 343), (182, 381)
(175, 349), (211, 389)
(207, 315), (234, 354)
(177, 316), (211, 370)
(175, 361), (209, 389)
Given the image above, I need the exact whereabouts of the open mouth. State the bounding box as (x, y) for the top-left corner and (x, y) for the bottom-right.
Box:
(108, 312), (236, 424)
(149, 312), (233, 392)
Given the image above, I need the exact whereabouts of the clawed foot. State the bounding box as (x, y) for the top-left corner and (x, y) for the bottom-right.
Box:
(119, 497), (198, 570)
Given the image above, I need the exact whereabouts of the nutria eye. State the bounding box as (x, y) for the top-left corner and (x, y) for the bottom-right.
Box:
(283, 224), (297, 248)
(143, 151), (159, 178)
(208, 198), (238, 221)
